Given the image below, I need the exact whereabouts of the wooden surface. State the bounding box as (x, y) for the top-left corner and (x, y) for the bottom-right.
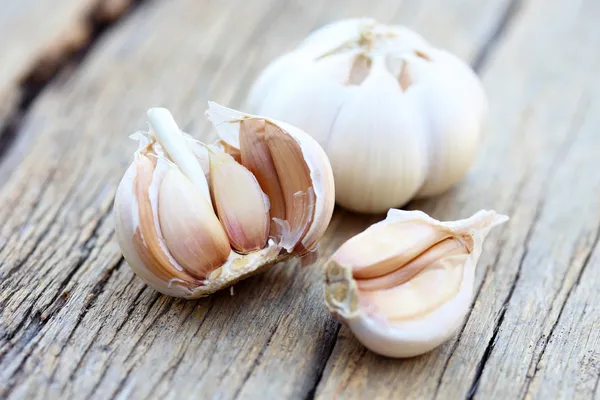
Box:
(0, 0), (598, 398)
(0, 0), (133, 128)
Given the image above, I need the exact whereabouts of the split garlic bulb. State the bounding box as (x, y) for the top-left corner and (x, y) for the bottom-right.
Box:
(114, 103), (335, 298)
(247, 18), (487, 213)
(324, 209), (507, 357)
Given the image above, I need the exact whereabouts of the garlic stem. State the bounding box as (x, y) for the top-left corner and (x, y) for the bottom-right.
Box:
(146, 108), (212, 207)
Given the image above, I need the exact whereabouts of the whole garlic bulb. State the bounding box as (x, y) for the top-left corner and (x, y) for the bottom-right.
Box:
(247, 18), (487, 213)
(114, 103), (335, 298)
(324, 209), (507, 357)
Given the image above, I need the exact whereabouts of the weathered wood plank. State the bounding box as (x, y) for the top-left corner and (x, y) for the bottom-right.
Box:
(0, 0), (133, 128)
(315, 0), (600, 399)
(3, 0), (597, 399)
(0, 0), (514, 398)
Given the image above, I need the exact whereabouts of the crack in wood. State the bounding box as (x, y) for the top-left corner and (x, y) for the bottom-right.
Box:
(85, 283), (149, 398)
(1, 253), (101, 395)
(304, 321), (341, 400)
(0, 180), (119, 396)
(122, 295), (171, 365)
(62, 329), (102, 391)
(47, 257), (124, 385)
(593, 365), (600, 398)
(148, 299), (215, 395)
(521, 226), (600, 398)
(109, 297), (175, 399)
(0, 0), (147, 185)
(233, 321), (281, 400)
(333, 345), (368, 399)
(0, 159), (97, 303)
(1, 229), (82, 330)
(433, 164), (530, 398)
(466, 203), (540, 399)
(0, 165), (59, 279)
(465, 92), (589, 399)
(472, 0), (523, 72)
(0, 311), (44, 396)
(465, 289), (511, 400)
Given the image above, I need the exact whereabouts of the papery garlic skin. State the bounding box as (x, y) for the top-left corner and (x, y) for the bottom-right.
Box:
(324, 209), (507, 358)
(247, 18), (486, 213)
(114, 105), (335, 298)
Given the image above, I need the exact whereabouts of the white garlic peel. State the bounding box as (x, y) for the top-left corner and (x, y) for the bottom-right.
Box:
(114, 103), (335, 298)
(247, 18), (487, 213)
(324, 209), (507, 358)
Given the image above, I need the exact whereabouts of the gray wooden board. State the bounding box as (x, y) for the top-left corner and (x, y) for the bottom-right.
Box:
(0, 0), (598, 399)
(0, 0), (133, 128)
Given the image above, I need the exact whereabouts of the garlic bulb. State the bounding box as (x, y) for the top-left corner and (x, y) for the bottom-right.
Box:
(247, 18), (487, 213)
(114, 103), (335, 298)
(324, 209), (507, 357)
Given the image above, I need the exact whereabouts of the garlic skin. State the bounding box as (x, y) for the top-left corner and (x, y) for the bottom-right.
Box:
(247, 18), (486, 213)
(114, 104), (335, 298)
(324, 209), (507, 358)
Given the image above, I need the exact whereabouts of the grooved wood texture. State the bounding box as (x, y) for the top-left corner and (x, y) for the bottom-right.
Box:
(0, 0), (133, 128)
(0, 0), (598, 399)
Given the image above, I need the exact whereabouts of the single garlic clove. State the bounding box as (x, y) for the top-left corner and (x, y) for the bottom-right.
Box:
(239, 117), (317, 245)
(147, 108), (213, 206)
(412, 51), (488, 198)
(159, 166), (230, 278)
(206, 101), (335, 256)
(324, 209), (508, 358)
(325, 64), (429, 212)
(239, 118), (287, 233)
(115, 155), (201, 297)
(209, 147), (270, 253)
(254, 121), (315, 253)
(114, 104), (335, 298)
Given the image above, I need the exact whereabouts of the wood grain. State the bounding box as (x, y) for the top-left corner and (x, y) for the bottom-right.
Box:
(0, 0), (598, 399)
(0, 0), (133, 128)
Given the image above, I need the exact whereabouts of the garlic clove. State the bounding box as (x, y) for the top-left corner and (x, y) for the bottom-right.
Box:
(117, 155), (200, 292)
(326, 66), (429, 213)
(147, 108), (213, 206)
(209, 147), (270, 253)
(206, 102), (335, 256)
(413, 52), (487, 198)
(239, 118), (286, 232)
(262, 121), (314, 251)
(324, 209), (508, 358)
(159, 165), (230, 278)
(358, 253), (466, 322)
